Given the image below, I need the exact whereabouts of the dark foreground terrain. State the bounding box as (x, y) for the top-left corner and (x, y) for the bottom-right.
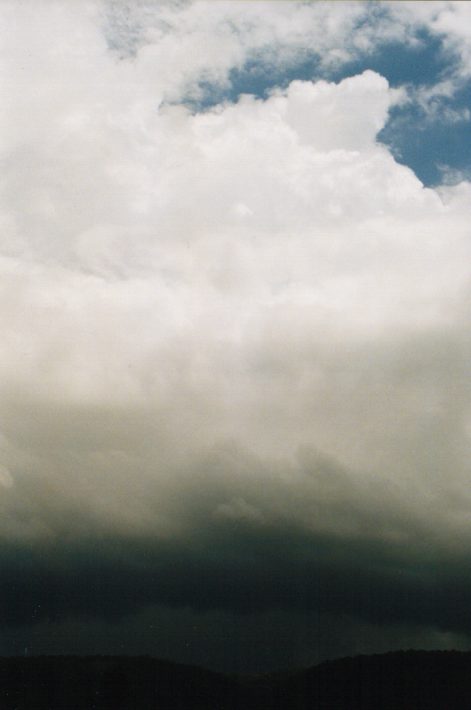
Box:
(1, 650), (471, 709)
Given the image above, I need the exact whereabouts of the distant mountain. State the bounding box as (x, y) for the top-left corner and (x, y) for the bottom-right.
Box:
(1, 650), (471, 709)
(270, 650), (471, 710)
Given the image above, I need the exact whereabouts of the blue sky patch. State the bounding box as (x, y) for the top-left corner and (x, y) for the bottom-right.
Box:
(186, 27), (470, 188)
(379, 85), (471, 186)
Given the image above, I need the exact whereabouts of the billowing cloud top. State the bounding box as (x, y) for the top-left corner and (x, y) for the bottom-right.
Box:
(1, 0), (471, 672)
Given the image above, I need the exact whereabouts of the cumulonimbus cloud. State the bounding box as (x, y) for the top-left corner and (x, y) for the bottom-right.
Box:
(0, 0), (470, 667)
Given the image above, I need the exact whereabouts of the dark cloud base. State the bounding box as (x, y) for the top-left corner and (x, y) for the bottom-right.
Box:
(2, 521), (471, 671)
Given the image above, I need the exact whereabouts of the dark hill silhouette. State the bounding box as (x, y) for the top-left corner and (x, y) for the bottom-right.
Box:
(1, 650), (471, 709)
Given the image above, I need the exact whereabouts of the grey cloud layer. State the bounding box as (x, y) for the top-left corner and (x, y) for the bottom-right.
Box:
(1, 0), (471, 669)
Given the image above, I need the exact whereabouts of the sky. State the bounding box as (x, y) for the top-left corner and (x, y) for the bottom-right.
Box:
(1, 0), (471, 674)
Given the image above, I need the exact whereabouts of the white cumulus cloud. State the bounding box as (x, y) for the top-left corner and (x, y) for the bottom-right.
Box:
(0, 0), (470, 554)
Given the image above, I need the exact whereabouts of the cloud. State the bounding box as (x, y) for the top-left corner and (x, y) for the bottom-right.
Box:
(1, 0), (471, 670)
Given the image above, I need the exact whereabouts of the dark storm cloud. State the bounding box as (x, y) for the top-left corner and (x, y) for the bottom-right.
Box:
(2, 490), (471, 640)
